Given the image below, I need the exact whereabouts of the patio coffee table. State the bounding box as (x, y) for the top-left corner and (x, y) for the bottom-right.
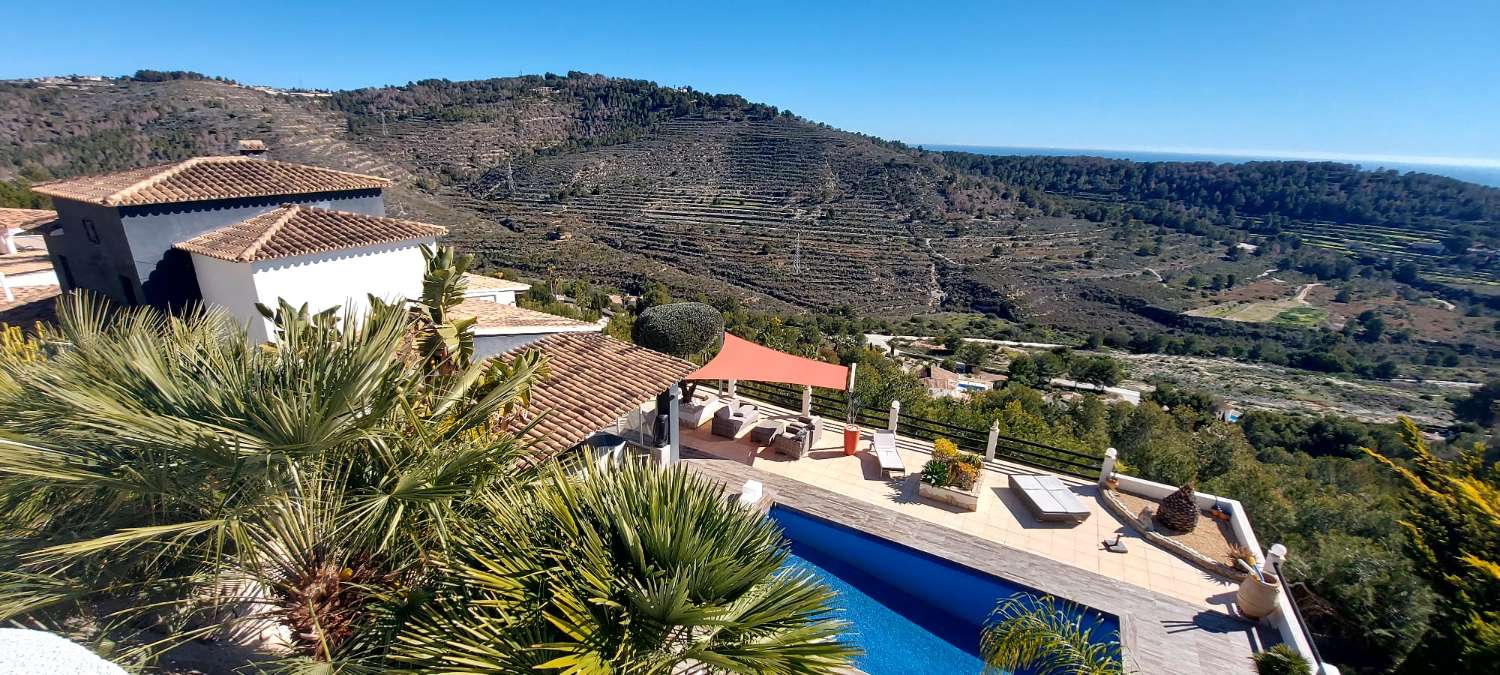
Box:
(749, 420), (785, 445)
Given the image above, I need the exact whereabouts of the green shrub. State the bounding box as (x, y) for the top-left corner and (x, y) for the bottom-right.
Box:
(1252, 645), (1311, 675)
(632, 302), (724, 357)
(921, 459), (950, 486)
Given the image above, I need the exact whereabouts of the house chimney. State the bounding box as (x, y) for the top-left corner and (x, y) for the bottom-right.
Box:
(236, 139), (268, 158)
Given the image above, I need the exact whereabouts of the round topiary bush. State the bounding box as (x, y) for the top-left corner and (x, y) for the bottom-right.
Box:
(631, 302), (725, 358)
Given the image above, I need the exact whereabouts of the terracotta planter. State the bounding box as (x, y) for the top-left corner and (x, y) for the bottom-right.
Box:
(843, 426), (860, 456)
(1236, 572), (1282, 620)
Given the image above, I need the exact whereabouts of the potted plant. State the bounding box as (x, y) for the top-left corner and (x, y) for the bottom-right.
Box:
(843, 396), (863, 456)
(917, 438), (985, 511)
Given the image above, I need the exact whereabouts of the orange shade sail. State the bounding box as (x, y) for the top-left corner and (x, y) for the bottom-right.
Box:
(685, 333), (851, 390)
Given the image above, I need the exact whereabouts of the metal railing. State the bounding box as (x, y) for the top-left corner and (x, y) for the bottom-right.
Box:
(731, 380), (1104, 479)
(1272, 560), (1329, 672)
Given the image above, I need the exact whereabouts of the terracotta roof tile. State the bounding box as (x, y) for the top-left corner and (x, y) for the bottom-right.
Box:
(30, 156), (389, 207)
(500, 333), (696, 459)
(462, 273), (530, 293)
(174, 204), (445, 263)
(0, 253), (53, 276)
(0, 285), (61, 326)
(0, 208), (57, 232)
(451, 299), (596, 333)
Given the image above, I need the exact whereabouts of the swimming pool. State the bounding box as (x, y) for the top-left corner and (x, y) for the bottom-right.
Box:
(772, 505), (1119, 674)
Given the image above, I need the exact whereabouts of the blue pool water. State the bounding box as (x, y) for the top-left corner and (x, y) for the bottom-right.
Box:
(772, 505), (1119, 674)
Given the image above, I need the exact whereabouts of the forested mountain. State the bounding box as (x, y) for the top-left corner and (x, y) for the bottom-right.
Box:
(942, 153), (1500, 227)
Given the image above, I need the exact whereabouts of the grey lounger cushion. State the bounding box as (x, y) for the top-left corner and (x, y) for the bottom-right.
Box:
(1012, 474), (1091, 522)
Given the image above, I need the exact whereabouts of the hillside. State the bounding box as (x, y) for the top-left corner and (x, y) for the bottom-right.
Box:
(3, 72), (1498, 382)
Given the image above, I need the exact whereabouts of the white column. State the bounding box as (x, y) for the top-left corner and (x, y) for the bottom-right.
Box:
(1099, 447), (1118, 486)
(667, 384), (682, 466)
(0, 274), (11, 303)
(801, 385), (812, 417)
(888, 400), (900, 432)
(727, 379), (737, 399)
(985, 420), (999, 462)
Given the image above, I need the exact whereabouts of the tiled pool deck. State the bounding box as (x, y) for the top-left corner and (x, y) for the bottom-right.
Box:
(684, 450), (1267, 673)
(681, 401), (1239, 611)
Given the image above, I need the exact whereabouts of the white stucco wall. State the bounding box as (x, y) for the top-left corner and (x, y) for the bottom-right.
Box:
(191, 238), (435, 343)
(190, 253), (263, 338)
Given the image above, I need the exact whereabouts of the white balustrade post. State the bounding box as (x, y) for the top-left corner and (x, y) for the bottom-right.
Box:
(1266, 543), (1287, 570)
(985, 420), (999, 462)
(727, 379), (737, 399)
(888, 400), (900, 432)
(801, 385), (812, 417)
(1099, 447), (1118, 486)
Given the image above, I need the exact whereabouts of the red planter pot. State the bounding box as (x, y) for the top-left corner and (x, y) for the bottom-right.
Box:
(843, 426), (861, 456)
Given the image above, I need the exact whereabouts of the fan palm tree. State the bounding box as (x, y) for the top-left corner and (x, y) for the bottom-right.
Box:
(0, 248), (547, 670)
(981, 595), (1123, 675)
(396, 461), (858, 674)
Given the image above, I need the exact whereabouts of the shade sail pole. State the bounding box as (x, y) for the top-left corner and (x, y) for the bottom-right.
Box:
(845, 362), (858, 426)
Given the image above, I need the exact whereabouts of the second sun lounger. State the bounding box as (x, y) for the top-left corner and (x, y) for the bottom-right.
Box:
(1011, 474), (1091, 523)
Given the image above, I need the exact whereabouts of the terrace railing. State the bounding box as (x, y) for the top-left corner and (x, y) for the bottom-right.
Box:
(733, 381), (1104, 479)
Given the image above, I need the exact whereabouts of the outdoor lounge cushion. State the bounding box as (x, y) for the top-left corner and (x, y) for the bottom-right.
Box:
(1012, 474), (1091, 522)
(680, 395), (723, 427)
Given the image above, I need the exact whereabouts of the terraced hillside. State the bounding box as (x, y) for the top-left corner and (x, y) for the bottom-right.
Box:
(442, 119), (953, 313)
(1, 72), (1462, 336)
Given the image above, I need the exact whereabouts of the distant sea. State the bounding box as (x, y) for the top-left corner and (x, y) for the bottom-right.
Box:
(925, 144), (1500, 188)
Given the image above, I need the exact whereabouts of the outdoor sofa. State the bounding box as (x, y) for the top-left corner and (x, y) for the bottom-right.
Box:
(1011, 474), (1091, 523)
(711, 401), (760, 439)
(772, 415), (823, 459)
(680, 393), (724, 428)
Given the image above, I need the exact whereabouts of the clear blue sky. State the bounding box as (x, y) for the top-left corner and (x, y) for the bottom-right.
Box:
(4, 1), (1497, 163)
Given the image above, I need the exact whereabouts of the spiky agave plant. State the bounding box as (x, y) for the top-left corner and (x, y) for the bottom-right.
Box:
(0, 287), (547, 671)
(397, 462), (859, 674)
(981, 595), (1123, 675)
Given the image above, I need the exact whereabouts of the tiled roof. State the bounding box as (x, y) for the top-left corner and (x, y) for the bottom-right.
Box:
(0, 253), (53, 276)
(0, 285), (61, 326)
(0, 208), (56, 232)
(462, 273), (530, 293)
(174, 204), (445, 263)
(450, 299), (596, 334)
(30, 156), (389, 207)
(237, 139), (267, 152)
(501, 332), (697, 459)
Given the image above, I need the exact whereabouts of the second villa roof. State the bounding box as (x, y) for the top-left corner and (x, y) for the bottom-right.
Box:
(30, 156), (390, 207)
(174, 204), (447, 263)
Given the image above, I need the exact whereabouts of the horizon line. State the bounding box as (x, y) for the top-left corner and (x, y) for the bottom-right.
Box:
(913, 142), (1500, 169)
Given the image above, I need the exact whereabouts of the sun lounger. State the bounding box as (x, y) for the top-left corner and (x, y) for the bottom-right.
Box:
(873, 430), (904, 476)
(1011, 474), (1091, 523)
